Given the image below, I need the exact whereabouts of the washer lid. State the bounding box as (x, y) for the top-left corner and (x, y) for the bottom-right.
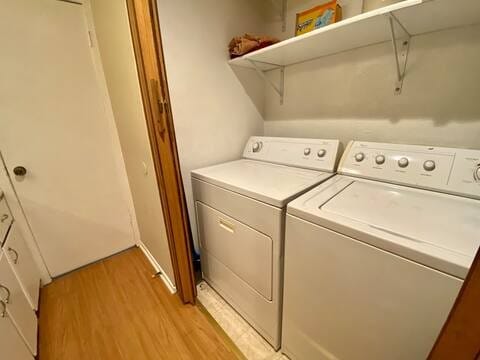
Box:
(191, 159), (332, 207)
(288, 176), (480, 278)
(323, 181), (479, 257)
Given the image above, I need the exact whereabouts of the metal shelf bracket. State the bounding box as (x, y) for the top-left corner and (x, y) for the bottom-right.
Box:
(248, 60), (285, 105)
(387, 13), (411, 95)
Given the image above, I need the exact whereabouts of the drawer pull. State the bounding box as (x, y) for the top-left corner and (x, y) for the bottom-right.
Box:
(219, 219), (235, 233)
(0, 300), (5, 318)
(0, 285), (10, 304)
(0, 214), (8, 223)
(7, 247), (19, 264)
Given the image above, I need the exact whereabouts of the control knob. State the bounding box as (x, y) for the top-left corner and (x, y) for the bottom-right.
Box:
(375, 155), (385, 165)
(304, 148), (311, 156)
(423, 160), (436, 172)
(252, 141), (262, 153)
(317, 149), (327, 158)
(354, 152), (365, 162)
(474, 165), (480, 182)
(398, 157), (409, 168)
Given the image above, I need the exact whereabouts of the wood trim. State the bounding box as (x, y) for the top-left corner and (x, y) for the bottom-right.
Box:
(428, 248), (480, 359)
(126, 0), (196, 304)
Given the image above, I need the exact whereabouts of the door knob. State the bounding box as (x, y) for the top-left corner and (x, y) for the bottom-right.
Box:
(13, 166), (27, 176)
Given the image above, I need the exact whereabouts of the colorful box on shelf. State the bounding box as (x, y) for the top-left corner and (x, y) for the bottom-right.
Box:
(295, 0), (343, 36)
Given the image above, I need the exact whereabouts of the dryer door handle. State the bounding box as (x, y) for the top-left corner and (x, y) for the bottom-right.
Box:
(219, 219), (235, 233)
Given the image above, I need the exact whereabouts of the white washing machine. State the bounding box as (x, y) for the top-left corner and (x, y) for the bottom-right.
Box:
(282, 141), (480, 360)
(191, 136), (340, 349)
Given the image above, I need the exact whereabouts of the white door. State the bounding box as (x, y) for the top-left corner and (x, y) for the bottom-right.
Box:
(0, 0), (135, 276)
(0, 301), (34, 360)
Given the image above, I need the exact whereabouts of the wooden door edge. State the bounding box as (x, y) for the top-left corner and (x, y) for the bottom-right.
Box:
(428, 248), (480, 359)
(126, 0), (196, 304)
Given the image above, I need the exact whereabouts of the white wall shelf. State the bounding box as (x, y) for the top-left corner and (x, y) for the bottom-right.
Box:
(230, 0), (480, 101)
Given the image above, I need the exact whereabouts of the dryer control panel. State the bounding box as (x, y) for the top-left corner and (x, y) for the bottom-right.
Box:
(339, 141), (480, 199)
(243, 136), (340, 172)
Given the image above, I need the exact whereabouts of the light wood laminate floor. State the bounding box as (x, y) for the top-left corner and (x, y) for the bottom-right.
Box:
(39, 247), (241, 359)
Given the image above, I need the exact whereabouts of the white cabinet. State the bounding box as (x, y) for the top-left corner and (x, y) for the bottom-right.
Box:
(0, 253), (38, 355)
(0, 194), (13, 245)
(3, 222), (40, 310)
(0, 301), (34, 360)
(0, 195), (40, 357)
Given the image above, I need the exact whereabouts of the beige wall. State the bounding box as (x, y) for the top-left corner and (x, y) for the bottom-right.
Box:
(263, 17), (480, 149)
(153, 1), (480, 255)
(157, 0), (265, 252)
(88, 0), (175, 284)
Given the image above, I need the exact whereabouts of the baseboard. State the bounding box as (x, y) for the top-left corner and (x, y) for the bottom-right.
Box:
(137, 243), (176, 294)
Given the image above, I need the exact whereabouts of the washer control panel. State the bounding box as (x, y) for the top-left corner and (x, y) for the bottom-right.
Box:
(340, 141), (480, 199)
(243, 136), (340, 172)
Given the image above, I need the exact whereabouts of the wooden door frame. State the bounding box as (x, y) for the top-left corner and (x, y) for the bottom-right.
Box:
(428, 247), (480, 359)
(126, 0), (196, 304)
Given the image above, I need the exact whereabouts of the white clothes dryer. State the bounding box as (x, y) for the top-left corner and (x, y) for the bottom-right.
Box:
(192, 136), (340, 349)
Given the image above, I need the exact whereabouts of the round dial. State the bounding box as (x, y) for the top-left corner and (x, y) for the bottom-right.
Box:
(252, 141), (262, 152)
(375, 155), (386, 165)
(354, 152), (365, 162)
(398, 157), (409, 168)
(304, 148), (311, 156)
(423, 160), (436, 172)
(317, 149), (327, 158)
(474, 165), (480, 182)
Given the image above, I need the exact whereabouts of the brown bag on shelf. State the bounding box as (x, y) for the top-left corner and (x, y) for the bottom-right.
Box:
(229, 33), (279, 59)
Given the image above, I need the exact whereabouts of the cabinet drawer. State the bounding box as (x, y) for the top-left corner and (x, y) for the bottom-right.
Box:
(0, 302), (34, 360)
(196, 202), (273, 300)
(0, 253), (37, 355)
(4, 223), (40, 310)
(0, 196), (13, 244)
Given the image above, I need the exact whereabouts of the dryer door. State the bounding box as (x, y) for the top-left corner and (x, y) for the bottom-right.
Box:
(196, 202), (273, 300)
